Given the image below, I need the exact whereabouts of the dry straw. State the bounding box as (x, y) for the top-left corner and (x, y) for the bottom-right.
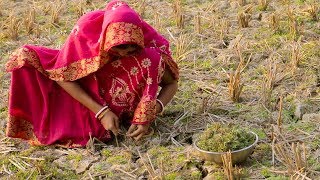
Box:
(153, 12), (162, 33)
(290, 40), (302, 69)
(0, 2), (2, 17)
(237, 5), (252, 28)
(276, 96), (283, 133)
(269, 13), (279, 33)
(173, 0), (184, 29)
(306, 2), (318, 21)
(222, 151), (233, 180)
(262, 60), (277, 109)
(33, 24), (41, 38)
(259, 0), (270, 11)
(6, 13), (21, 40)
(274, 142), (310, 179)
(287, 7), (298, 39)
(138, 0), (146, 17)
(219, 18), (230, 41)
(76, 0), (86, 18)
(172, 33), (192, 62)
(43, 2), (51, 15)
(24, 8), (36, 35)
(228, 44), (250, 102)
(50, 1), (64, 25)
(194, 12), (201, 34)
(237, 0), (246, 6)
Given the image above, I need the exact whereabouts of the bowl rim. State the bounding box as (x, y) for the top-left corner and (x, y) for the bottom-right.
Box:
(193, 131), (259, 155)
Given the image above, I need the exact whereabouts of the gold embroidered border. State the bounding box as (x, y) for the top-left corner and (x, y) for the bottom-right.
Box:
(6, 47), (109, 81)
(6, 116), (42, 145)
(104, 22), (144, 50)
(161, 53), (179, 80)
(6, 48), (47, 75)
(132, 96), (156, 124)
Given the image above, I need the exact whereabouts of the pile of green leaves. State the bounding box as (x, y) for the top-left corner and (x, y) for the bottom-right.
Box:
(196, 123), (255, 152)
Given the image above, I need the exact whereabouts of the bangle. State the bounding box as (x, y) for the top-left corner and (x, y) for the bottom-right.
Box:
(95, 106), (109, 119)
(156, 99), (164, 114)
(97, 108), (110, 120)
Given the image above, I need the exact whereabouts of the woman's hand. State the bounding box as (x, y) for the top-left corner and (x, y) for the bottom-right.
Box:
(100, 110), (120, 136)
(126, 124), (150, 141)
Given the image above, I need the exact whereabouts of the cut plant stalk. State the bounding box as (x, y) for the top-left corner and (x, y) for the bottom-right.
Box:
(238, 0), (246, 6)
(287, 7), (298, 39)
(154, 12), (162, 33)
(173, 0), (184, 29)
(291, 40), (302, 69)
(76, 0), (86, 18)
(259, 0), (269, 11)
(34, 24), (41, 38)
(222, 151), (233, 180)
(194, 12), (201, 34)
(274, 142), (310, 178)
(173, 33), (192, 62)
(6, 14), (21, 40)
(237, 6), (252, 28)
(228, 47), (250, 102)
(262, 60), (277, 109)
(24, 8), (36, 35)
(306, 2), (318, 21)
(138, 0), (146, 17)
(269, 13), (280, 33)
(277, 96), (283, 133)
(50, 1), (63, 25)
(219, 18), (230, 41)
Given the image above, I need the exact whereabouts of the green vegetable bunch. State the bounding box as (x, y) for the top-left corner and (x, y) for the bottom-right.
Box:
(196, 123), (255, 152)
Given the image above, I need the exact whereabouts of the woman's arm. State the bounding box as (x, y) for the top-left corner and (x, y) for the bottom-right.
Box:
(156, 69), (179, 113)
(56, 81), (120, 135)
(127, 68), (178, 140)
(56, 81), (103, 114)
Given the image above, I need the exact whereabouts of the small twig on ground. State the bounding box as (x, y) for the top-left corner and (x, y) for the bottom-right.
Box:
(137, 149), (157, 179)
(115, 168), (137, 179)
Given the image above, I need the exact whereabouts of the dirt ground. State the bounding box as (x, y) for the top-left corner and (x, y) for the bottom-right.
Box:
(0, 0), (320, 179)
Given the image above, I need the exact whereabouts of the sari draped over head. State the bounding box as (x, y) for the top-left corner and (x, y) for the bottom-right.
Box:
(5, 0), (179, 147)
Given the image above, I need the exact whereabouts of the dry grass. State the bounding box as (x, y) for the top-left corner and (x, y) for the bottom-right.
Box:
(259, 0), (270, 11)
(153, 12), (162, 33)
(228, 67), (244, 103)
(76, 0), (86, 18)
(222, 151), (233, 180)
(287, 7), (299, 39)
(274, 142), (310, 179)
(237, 11), (250, 28)
(194, 12), (201, 34)
(219, 18), (230, 41)
(290, 40), (302, 69)
(172, 33), (192, 62)
(50, 1), (64, 25)
(138, 0), (146, 17)
(0, 2), (3, 17)
(237, 5), (252, 28)
(237, 0), (246, 6)
(305, 2), (318, 21)
(172, 0), (184, 29)
(227, 45), (250, 102)
(24, 8), (35, 35)
(269, 13), (280, 32)
(262, 60), (277, 109)
(277, 96), (283, 132)
(5, 14), (21, 40)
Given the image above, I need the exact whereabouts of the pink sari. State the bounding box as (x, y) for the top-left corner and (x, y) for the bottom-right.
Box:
(5, 0), (179, 147)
